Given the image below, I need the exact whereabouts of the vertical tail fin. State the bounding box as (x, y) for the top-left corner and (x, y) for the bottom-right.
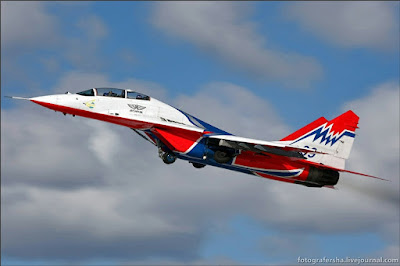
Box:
(281, 110), (359, 169)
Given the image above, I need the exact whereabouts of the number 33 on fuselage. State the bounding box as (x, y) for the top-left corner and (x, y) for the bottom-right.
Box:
(9, 87), (385, 188)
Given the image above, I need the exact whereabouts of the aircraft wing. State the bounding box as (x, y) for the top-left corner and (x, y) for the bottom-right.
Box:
(208, 134), (325, 159)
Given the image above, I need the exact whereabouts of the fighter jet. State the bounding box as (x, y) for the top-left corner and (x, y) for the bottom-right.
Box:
(9, 88), (383, 188)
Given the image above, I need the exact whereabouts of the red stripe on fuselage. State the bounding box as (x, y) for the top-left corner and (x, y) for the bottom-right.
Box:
(31, 100), (204, 151)
(234, 150), (310, 182)
(31, 100), (155, 129)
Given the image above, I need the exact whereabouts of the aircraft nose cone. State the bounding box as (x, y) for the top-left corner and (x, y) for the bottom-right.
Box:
(30, 95), (58, 109)
(31, 95), (56, 103)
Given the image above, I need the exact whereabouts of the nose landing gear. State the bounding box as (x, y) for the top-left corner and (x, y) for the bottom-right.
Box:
(157, 140), (176, 165)
(161, 152), (176, 164)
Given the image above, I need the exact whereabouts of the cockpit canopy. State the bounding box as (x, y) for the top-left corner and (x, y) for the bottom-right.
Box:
(96, 88), (125, 98)
(76, 88), (150, 100)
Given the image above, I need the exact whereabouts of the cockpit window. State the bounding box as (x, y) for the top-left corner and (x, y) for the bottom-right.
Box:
(96, 88), (125, 98)
(127, 91), (150, 100)
(77, 89), (94, 96)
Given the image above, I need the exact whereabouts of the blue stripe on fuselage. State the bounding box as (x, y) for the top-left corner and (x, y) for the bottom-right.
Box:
(176, 109), (231, 135)
(178, 151), (302, 179)
(176, 153), (255, 176)
(256, 169), (302, 177)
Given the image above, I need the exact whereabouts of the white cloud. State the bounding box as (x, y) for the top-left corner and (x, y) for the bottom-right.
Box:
(344, 82), (399, 179)
(1, 107), (109, 189)
(1, 1), (59, 51)
(174, 82), (290, 139)
(1, 2), (117, 87)
(1, 2), (62, 87)
(1, 73), (399, 262)
(151, 2), (322, 88)
(285, 2), (399, 51)
(340, 82), (399, 251)
(87, 120), (122, 166)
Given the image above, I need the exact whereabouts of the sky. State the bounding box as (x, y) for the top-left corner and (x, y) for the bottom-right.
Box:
(1, 1), (399, 265)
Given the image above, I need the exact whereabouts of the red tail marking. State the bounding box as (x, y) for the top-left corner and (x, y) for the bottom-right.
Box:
(280, 110), (359, 142)
(325, 110), (359, 135)
(281, 117), (328, 141)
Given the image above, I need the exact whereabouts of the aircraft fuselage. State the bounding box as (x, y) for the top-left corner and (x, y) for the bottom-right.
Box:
(11, 87), (377, 188)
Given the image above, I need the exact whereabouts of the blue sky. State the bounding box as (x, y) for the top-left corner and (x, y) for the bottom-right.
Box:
(1, 2), (399, 265)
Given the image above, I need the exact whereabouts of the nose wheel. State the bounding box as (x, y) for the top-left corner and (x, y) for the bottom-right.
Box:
(157, 141), (176, 164)
(161, 152), (176, 164)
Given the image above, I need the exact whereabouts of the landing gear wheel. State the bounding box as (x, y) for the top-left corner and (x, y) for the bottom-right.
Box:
(162, 153), (176, 164)
(214, 150), (232, 164)
(192, 162), (206, 169)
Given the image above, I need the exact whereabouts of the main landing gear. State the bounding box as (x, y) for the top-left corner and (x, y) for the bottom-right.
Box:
(214, 150), (233, 164)
(191, 162), (206, 168)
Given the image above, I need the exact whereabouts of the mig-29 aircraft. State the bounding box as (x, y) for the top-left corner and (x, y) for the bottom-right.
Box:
(9, 88), (383, 188)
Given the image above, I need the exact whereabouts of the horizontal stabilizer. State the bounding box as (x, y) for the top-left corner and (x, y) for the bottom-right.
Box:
(302, 160), (388, 181)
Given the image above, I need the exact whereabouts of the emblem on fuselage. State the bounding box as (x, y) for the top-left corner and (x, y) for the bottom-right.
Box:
(83, 99), (96, 109)
(128, 104), (146, 113)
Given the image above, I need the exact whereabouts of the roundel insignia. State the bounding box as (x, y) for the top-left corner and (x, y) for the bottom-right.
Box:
(83, 99), (96, 109)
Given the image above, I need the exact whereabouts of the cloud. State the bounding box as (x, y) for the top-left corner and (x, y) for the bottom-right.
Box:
(1, 1), (59, 52)
(64, 15), (109, 71)
(151, 2), (322, 88)
(344, 82), (399, 178)
(1, 106), (108, 190)
(1, 73), (399, 262)
(284, 2), (399, 51)
(174, 82), (290, 139)
(341, 82), (399, 242)
(1, 1), (62, 89)
(0, 2), (115, 90)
